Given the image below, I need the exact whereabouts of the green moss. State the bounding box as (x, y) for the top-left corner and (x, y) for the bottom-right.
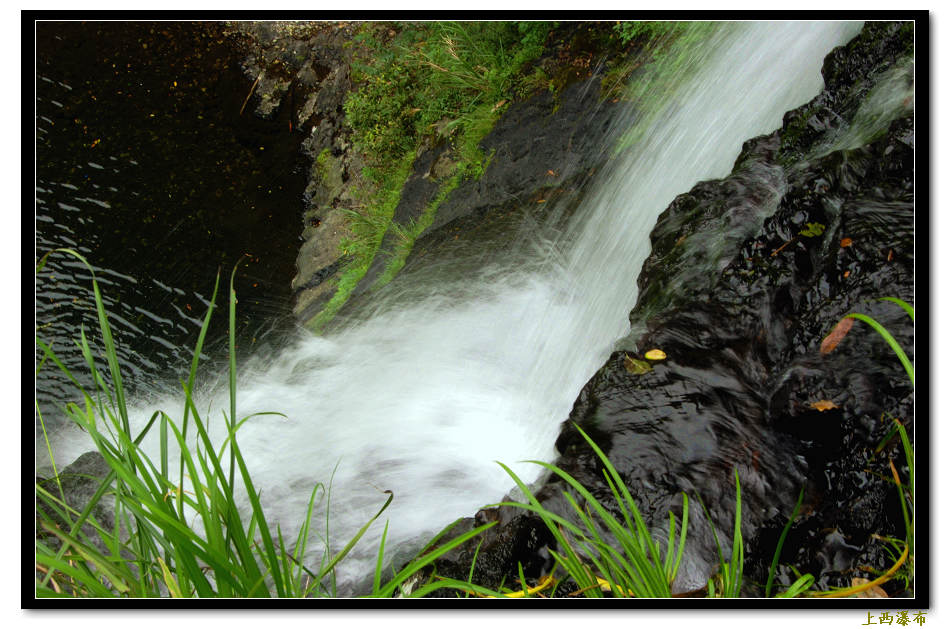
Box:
(373, 167), (465, 290)
(314, 147), (332, 179)
(308, 150), (416, 332)
(311, 22), (556, 329)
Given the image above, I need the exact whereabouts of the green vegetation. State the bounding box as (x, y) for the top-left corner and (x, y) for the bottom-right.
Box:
(35, 249), (493, 598)
(345, 21), (552, 167)
(311, 21), (726, 328)
(498, 425), (689, 598)
(311, 21), (555, 328)
(308, 151), (416, 331)
(492, 426), (816, 598)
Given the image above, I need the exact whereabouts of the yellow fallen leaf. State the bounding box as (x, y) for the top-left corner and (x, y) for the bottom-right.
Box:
(623, 354), (652, 375)
(810, 399), (838, 412)
(644, 349), (666, 361)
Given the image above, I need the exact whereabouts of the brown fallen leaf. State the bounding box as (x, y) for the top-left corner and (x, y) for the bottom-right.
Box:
(820, 317), (855, 354)
(840, 237), (853, 247)
(810, 399), (838, 412)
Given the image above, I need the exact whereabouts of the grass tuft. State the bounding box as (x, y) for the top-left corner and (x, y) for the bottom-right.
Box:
(496, 424), (688, 598)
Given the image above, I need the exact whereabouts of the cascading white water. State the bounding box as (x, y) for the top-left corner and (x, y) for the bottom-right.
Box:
(48, 21), (863, 594)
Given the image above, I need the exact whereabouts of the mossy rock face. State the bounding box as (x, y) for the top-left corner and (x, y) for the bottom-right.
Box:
(432, 21), (915, 596)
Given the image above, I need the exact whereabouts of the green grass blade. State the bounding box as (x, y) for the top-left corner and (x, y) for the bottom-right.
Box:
(845, 312), (914, 387)
(319, 490), (393, 582)
(370, 521), (496, 598)
(766, 485), (806, 597)
(179, 272), (220, 518)
(729, 469), (743, 597)
(373, 520), (390, 594)
(879, 297), (914, 321)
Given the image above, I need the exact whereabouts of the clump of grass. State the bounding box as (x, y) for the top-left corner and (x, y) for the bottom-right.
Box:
(34, 248), (494, 598)
(373, 165), (467, 290)
(497, 424), (689, 598)
(345, 21), (552, 167)
(307, 151), (417, 332)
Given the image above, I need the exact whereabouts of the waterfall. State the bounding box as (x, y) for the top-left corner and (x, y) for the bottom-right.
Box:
(47, 21), (864, 594)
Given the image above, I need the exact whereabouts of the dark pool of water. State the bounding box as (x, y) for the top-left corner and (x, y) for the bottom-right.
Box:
(35, 21), (309, 427)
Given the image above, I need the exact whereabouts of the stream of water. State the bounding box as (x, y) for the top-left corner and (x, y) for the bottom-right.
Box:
(43, 21), (864, 594)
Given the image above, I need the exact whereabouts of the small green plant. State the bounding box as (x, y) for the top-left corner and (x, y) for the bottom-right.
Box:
(764, 486), (816, 598)
(610, 22), (722, 152)
(614, 21), (693, 48)
(701, 470), (744, 598)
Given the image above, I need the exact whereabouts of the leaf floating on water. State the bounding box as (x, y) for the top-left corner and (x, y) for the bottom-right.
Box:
(820, 317), (855, 354)
(840, 237), (853, 247)
(810, 399), (838, 412)
(644, 349), (667, 361)
(623, 353), (652, 375)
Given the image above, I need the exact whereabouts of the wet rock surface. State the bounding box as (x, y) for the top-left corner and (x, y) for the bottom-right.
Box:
(222, 21), (367, 322)
(432, 21), (916, 596)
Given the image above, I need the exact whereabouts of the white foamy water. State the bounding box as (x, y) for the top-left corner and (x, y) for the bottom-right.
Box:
(47, 21), (863, 594)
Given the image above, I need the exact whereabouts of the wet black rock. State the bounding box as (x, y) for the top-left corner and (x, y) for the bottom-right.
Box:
(433, 21), (916, 596)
